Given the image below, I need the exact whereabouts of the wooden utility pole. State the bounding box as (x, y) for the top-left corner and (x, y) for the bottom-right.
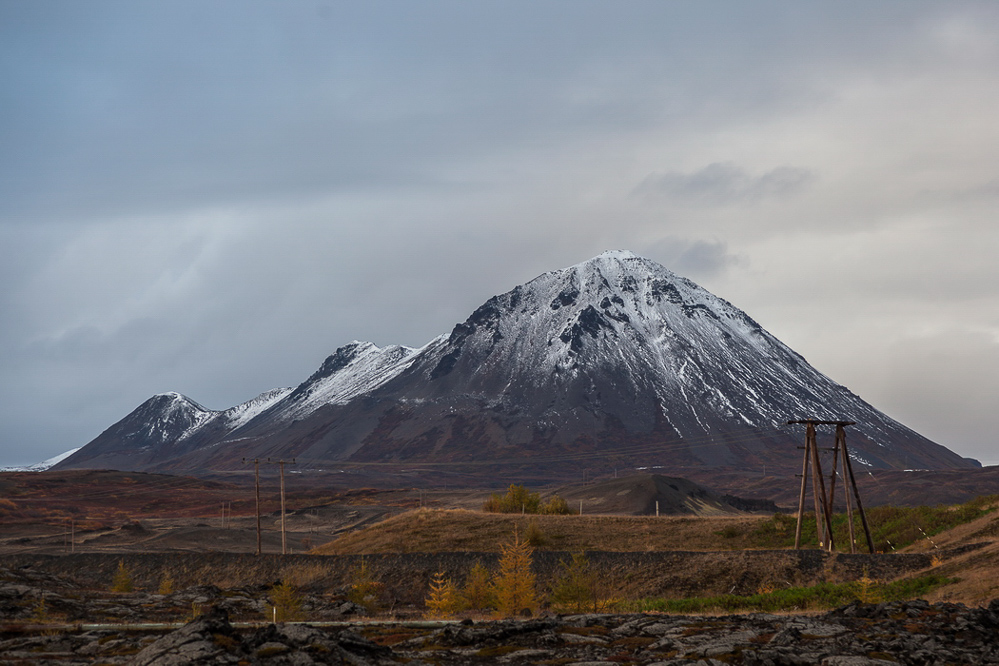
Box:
(837, 426), (875, 553)
(833, 426), (856, 553)
(244, 458), (262, 555)
(809, 426), (834, 551)
(243, 457), (296, 555)
(793, 425), (811, 549)
(788, 420), (871, 553)
(269, 458), (296, 555)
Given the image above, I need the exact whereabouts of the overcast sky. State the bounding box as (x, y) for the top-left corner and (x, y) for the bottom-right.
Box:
(2, 1), (998, 467)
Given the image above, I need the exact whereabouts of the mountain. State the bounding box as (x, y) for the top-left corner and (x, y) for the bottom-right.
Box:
(0, 448), (81, 472)
(59, 389), (292, 472)
(56, 250), (978, 479)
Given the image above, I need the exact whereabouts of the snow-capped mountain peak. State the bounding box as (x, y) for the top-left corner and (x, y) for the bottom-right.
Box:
(58, 250), (978, 476)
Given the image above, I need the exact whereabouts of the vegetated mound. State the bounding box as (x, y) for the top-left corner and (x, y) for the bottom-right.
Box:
(552, 473), (778, 515)
(313, 508), (774, 555)
(899, 497), (999, 606)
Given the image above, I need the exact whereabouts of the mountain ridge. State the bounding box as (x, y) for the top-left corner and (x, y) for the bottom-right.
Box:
(56, 250), (978, 478)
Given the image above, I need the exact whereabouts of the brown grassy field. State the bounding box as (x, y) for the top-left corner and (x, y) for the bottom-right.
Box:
(312, 505), (999, 607)
(5, 469), (999, 607)
(315, 508), (776, 554)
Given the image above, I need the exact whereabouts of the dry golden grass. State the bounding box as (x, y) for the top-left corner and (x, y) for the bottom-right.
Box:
(279, 561), (337, 587)
(313, 508), (771, 554)
(902, 509), (999, 606)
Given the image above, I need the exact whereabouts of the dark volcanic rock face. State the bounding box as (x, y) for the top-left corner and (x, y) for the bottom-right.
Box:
(58, 251), (978, 478)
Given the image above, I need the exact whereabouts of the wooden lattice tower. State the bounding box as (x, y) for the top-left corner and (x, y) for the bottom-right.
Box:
(787, 420), (874, 554)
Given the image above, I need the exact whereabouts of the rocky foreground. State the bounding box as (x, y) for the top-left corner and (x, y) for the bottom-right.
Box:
(2, 556), (998, 664)
(2, 599), (998, 665)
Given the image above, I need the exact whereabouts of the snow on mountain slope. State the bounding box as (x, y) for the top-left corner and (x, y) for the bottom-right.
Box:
(136, 392), (217, 444)
(329, 249), (970, 471)
(142, 389), (297, 446)
(52, 388), (291, 470)
(59, 250), (978, 475)
(217, 387), (294, 431)
(0, 448), (82, 472)
(405, 250), (859, 431)
(53, 343), (426, 470)
(257, 341), (426, 424)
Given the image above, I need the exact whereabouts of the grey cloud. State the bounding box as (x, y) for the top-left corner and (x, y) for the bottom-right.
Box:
(871, 329), (999, 466)
(0, 1), (844, 224)
(636, 163), (815, 203)
(3, 2), (999, 469)
(643, 238), (744, 280)
(960, 179), (999, 198)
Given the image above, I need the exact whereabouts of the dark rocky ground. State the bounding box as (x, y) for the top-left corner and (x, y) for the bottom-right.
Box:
(3, 600), (999, 664)
(0, 549), (945, 618)
(2, 558), (999, 664)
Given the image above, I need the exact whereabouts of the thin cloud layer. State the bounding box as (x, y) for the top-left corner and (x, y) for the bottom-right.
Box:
(637, 163), (815, 203)
(2, 2), (999, 467)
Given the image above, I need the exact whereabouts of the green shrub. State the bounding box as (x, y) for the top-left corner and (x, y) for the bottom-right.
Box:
(461, 561), (494, 611)
(629, 574), (956, 614)
(270, 581), (304, 622)
(347, 557), (383, 611)
(550, 552), (600, 613)
(157, 573), (175, 595)
(524, 520), (547, 547)
(540, 495), (574, 515)
(748, 496), (999, 552)
(483, 485), (574, 515)
(483, 484), (541, 514)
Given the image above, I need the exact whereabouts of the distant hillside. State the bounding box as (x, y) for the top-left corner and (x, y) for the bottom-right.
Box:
(551, 473), (778, 515)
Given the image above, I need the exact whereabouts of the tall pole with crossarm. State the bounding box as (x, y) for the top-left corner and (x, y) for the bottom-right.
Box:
(243, 458), (263, 555)
(269, 458), (296, 555)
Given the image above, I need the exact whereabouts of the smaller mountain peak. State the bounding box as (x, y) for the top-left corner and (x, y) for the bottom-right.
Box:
(147, 392), (209, 413)
(150, 391), (205, 408)
(346, 340), (376, 348)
